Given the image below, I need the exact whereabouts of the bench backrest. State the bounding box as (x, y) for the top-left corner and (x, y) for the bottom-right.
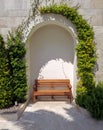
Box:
(35, 79), (71, 87)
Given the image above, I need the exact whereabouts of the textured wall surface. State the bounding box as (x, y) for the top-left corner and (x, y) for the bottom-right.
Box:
(77, 0), (103, 81)
(0, 0), (31, 37)
(0, 0), (103, 83)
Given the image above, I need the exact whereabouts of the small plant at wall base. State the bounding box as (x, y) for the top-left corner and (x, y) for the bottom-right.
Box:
(38, 4), (103, 120)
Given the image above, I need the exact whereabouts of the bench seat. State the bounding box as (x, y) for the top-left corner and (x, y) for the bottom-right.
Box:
(33, 79), (73, 103)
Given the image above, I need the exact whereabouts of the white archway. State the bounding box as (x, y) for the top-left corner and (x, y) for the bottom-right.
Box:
(25, 14), (78, 97)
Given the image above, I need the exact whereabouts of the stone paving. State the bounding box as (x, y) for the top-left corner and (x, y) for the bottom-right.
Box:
(0, 101), (103, 130)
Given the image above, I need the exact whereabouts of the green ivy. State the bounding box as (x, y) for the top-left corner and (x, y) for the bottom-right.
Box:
(39, 4), (97, 90)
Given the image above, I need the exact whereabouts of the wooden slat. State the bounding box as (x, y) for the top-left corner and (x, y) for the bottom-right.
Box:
(34, 93), (70, 96)
(35, 79), (70, 83)
(34, 90), (71, 96)
(34, 90), (70, 92)
(35, 79), (70, 87)
(37, 84), (69, 87)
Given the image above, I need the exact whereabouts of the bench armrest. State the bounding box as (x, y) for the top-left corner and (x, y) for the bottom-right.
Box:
(33, 84), (37, 91)
(67, 84), (72, 89)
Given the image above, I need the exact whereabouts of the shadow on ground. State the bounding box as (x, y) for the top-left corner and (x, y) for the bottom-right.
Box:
(14, 104), (103, 130)
(0, 102), (103, 130)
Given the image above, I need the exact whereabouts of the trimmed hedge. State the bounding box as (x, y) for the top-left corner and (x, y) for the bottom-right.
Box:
(0, 31), (27, 109)
(7, 31), (27, 103)
(0, 35), (13, 108)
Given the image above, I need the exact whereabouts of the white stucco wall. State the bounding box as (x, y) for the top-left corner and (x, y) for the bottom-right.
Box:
(29, 24), (75, 88)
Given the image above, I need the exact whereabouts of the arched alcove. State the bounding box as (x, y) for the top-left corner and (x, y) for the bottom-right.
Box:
(30, 24), (74, 82)
(25, 14), (78, 97)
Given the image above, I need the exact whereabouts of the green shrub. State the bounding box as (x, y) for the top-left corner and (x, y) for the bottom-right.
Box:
(0, 35), (13, 108)
(7, 31), (27, 103)
(76, 81), (103, 120)
(85, 81), (103, 119)
(76, 85), (87, 108)
(0, 31), (27, 109)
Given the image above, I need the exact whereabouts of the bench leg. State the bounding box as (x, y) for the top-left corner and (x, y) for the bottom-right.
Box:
(67, 95), (71, 103)
(68, 93), (73, 103)
(34, 96), (37, 103)
(70, 97), (72, 103)
(51, 95), (54, 100)
(70, 93), (73, 103)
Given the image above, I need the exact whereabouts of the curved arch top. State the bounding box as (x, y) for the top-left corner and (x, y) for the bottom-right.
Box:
(23, 13), (78, 44)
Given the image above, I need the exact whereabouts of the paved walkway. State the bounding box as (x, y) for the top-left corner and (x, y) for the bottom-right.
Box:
(0, 102), (103, 130)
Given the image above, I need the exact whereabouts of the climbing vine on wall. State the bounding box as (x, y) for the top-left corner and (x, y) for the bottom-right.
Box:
(39, 4), (97, 90)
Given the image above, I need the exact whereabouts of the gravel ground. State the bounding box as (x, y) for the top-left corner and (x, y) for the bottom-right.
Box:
(0, 101), (103, 130)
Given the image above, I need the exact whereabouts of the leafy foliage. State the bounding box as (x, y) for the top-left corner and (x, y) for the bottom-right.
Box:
(75, 85), (87, 108)
(90, 81), (103, 119)
(76, 39), (97, 89)
(0, 35), (13, 108)
(0, 31), (27, 109)
(7, 30), (27, 103)
(77, 81), (103, 120)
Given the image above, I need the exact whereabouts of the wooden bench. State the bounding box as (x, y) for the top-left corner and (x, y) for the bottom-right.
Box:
(33, 79), (73, 103)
